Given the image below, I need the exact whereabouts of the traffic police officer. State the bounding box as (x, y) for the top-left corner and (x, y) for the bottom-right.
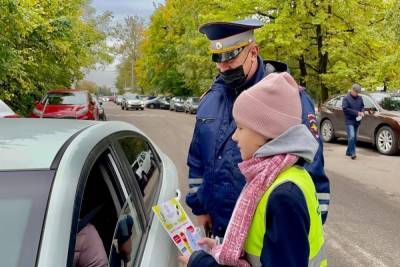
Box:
(186, 19), (330, 238)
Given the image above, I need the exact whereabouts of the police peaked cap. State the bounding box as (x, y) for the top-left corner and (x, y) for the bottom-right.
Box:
(199, 19), (263, 62)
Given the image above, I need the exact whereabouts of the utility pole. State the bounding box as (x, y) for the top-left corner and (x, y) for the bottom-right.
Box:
(131, 60), (136, 90)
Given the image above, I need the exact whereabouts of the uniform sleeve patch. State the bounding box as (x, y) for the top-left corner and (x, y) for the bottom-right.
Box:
(307, 113), (320, 138)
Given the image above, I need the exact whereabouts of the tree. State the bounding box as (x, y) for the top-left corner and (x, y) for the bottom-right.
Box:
(76, 80), (98, 94)
(0, 0), (112, 115)
(135, 0), (216, 96)
(134, 0), (399, 102)
(112, 16), (145, 92)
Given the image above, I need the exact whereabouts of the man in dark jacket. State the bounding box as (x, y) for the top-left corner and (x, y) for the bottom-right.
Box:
(186, 19), (330, 238)
(342, 83), (365, 159)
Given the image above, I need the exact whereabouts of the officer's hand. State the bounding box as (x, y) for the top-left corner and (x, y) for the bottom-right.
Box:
(196, 214), (212, 229)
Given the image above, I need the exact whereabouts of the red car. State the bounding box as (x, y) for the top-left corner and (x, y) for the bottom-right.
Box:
(31, 89), (100, 120)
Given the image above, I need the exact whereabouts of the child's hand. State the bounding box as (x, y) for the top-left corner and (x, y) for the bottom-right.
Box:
(178, 255), (189, 267)
(198, 237), (217, 250)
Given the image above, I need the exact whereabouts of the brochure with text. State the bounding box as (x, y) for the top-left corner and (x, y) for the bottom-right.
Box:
(152, 197), (206, 257)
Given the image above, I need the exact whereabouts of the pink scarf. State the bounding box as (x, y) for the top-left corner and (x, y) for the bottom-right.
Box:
(211, 154), (299, 266)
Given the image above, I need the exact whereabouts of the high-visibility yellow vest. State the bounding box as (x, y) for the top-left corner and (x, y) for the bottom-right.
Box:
(244, 166), (327, 267)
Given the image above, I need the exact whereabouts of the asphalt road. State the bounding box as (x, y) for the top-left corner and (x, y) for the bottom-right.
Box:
(104, 102), (400, 266)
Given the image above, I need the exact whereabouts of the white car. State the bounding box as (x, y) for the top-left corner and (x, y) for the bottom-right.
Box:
(122, 94), (145, 110)
(0, 119), (179, 267)
(0, 99), (19, 118)
(131, 151), (153, 193)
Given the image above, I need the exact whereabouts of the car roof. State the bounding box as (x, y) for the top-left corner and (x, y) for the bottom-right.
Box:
(0, 119), (97, 170)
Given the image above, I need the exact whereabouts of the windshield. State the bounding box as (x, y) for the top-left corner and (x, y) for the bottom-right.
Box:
(126, 95), (141, 100)
(192, 97), (200, 104)
(379, 95), (400, 111)
(175, 97), (186, 103)
(371, 93), (400, 111)
(42, 92), (88, 105)
(0, 170), (54, 267)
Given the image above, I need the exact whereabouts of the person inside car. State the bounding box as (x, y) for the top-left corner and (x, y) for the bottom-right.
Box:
(73, 223), (108, 267)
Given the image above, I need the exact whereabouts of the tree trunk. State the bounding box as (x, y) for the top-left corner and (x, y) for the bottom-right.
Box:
(298, 55), (307, 87)
(316, 24), (329, 102)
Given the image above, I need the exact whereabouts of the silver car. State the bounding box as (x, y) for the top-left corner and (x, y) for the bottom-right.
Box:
(0, 119), (179, 267)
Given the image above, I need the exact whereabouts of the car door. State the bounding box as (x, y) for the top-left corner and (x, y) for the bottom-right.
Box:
(358, 95), (380, 142)
(327, 96), (346, 137)
(113, 133), (177, 267)
(67, 141), (147, 267)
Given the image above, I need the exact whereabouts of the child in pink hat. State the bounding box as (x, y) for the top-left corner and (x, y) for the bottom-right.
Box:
(180, 72), (326, 267)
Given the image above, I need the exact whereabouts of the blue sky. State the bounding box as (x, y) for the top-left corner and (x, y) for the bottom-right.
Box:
(84, 0), (164, 89)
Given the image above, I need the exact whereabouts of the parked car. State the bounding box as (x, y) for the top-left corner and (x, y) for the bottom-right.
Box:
(0, 99), (19, 118)
(0, 119), (179, 267)
(145, 96), (170, 109)
(159, 96), (171, 110)
(115, 95), (123, 105)
(319, 92), (400, 155)
(122, 94), (145, 110)
(31, 89), (100, 120)
(101, 96), (109, 102)
(91, 94), (106, 121)
(141, 95), (156, 101)
(184, 97), (200, 114)
(131, 150), (155, 194)
(169, 97), (187, 112)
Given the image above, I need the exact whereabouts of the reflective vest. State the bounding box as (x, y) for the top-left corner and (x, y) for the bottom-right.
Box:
(244, 166), (327, 267)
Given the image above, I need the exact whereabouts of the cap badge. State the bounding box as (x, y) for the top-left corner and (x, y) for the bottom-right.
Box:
(216, 42), (223, 50)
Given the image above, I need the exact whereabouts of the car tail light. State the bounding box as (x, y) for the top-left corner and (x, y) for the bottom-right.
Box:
(76, 107), (89, 116)
(32, 108), (43, 116)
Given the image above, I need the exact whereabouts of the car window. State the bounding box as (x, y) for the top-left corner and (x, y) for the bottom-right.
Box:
(118, 136), (160, 214)
(42, 92), (88, 105)
(326, 97), (338, 107)
(335, 96), (343, 108)
(361, 95), (375, 109)
(71, 151), (125, 266)
(109, 193), (144, 267)
(377, 95), (400, 111)
(0, 170), (54, 267)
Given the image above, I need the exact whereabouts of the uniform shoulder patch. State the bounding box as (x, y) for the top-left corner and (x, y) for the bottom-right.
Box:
(307, 113), (320, 138)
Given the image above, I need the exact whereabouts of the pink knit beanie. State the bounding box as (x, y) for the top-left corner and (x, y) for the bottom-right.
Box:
(233, 72), (302, 139)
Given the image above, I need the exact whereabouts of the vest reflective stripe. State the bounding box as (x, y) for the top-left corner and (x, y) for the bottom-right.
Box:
(244, 166), (327, 266)
(309, 244), (328, 267)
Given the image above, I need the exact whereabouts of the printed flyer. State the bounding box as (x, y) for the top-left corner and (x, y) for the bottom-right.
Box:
(152, 197), (205, 257)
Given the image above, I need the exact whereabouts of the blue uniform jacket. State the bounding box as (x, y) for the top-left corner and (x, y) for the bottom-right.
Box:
(186, 57), (330, 236)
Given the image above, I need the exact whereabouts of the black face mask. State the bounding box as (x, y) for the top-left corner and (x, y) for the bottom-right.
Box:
(219, 65), (247, 89)
(219, 50), (253, 90)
